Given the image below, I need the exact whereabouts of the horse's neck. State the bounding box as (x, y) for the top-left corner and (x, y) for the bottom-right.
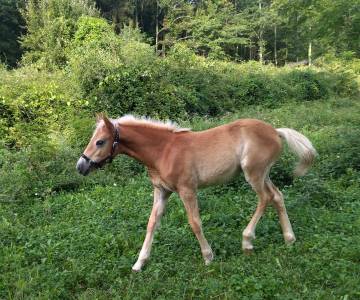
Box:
(117, 124), (173, 168)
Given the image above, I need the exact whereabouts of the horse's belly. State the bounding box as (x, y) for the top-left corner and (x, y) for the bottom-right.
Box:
(197, 156), (239, 188)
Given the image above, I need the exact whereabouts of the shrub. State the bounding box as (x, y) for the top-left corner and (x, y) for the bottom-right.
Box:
(72, 16), (113, 48)
(69, 45), (123, 97)
(317, 127), (360, 179)
(94, 67), (186, 119)
(0, 67), (84, 147)
(282, 69), (329, 101)
(68, 17), (123, 97)
(21, 0), (98, 69)
(68, 36), (358, 119)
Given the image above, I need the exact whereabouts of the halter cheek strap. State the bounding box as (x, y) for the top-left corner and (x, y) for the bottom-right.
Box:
(81, 128), (120, 169)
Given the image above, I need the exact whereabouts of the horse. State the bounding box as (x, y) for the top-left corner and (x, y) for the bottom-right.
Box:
(76, 114), (317, 271)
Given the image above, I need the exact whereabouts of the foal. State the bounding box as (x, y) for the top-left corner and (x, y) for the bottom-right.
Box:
(77, 114), (317, 271)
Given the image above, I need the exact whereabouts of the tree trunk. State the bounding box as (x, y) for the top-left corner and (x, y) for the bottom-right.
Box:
(308, 26), (312, 66)
(258, 1), (264, 64)
(135, 0), (138, 26)
(155, 1), (159, 55)
(249, 41), (253, 60)
(259, 40), (264, 64)
(274, 24), (277, 66)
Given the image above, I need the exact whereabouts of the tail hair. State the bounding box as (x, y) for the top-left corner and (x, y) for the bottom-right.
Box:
(276, 128), (317, 176)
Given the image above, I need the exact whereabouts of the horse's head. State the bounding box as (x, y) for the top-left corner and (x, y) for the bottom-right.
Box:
(76, 114), (120, 176)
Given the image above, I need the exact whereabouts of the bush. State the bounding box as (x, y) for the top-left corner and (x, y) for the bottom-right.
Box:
(94, 67), (186, 119)
(21, 0), (98, 69)
(317, 127), (360, 179)
(68, 17), (123, 97)
(72, 16), (113, 48)
(0, 67), (84, 147)
(68, 37), (358, 119)
(282, 69), (329, 101)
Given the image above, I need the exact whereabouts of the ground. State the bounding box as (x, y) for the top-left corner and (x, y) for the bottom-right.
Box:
(1, 97), (359, 299)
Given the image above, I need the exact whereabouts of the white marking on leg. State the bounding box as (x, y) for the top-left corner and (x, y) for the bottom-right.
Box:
(132, 188), (170, 271)
(241, 165), (270, 253)
(242, 200), (267, 252)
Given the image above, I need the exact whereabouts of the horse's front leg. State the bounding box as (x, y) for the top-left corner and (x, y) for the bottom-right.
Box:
(178, 187), (214, 265)
(132, 187), (171, 272)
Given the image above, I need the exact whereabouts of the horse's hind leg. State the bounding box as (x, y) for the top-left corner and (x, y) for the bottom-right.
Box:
(267, 181), (296, 244)
(241, 165), (273, 253)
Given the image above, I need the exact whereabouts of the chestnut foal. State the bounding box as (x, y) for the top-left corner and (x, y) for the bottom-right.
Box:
(76, 114), (317, 271)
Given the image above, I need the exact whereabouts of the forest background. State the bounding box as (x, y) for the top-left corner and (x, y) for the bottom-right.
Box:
(0, 0), (359, 298)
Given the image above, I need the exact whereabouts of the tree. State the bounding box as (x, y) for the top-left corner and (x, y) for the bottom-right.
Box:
(166, 0), (250, 60)
(315, 0), (360, 57)
(0, 0), (25, 67)
(21, 0), (98, 69)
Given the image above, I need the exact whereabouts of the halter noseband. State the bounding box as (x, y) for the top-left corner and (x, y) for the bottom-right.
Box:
(81, 128), (120, 169)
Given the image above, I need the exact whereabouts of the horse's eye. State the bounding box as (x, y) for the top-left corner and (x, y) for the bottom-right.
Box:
(96, 140), (105, 146)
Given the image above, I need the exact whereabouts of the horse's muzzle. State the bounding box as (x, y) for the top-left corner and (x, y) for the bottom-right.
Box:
(76, 157), (92, 176)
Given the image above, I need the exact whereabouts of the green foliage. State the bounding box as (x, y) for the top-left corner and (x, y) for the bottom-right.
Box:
(0, 67), (84, 147)
(68, 16), (123, 96)
(318, 127), (360, 179)
(314, 0), (360, 57)
(1, 97), (359, 299)
(95, 69), (186, 118)
(0, 1), (359, 298)
(315, 53), (360, 97)
(2, 0), (360, 69)
(72, 16), (114, 48)
(282, 69), (329, 101)
(167, 0), (249, 59)
(68, 36), (358, 118)
(0, 140), (80, 201)
(21, 0), (98, 69)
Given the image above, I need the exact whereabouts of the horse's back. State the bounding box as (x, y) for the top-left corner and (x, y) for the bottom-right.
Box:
(158, 118), (282, 189)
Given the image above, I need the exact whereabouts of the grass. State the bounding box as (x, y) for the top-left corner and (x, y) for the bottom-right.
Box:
(1, 97), (360, 299)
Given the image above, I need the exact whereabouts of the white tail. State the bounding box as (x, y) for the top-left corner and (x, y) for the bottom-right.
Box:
(276, 128), (317, 176)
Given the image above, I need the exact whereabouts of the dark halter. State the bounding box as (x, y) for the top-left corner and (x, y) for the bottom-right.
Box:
(81, 128), (120, 169)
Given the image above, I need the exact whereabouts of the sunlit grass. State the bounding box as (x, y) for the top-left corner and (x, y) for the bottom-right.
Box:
(1, 97), (359, 299)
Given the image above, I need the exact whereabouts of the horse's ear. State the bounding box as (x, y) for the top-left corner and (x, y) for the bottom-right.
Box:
(96, 113), (114, 131)
(96, 112), (104, 123)
(102, 115), (114, 131)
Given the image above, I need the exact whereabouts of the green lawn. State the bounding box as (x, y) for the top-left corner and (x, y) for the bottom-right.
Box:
(1, 97), (360, 299)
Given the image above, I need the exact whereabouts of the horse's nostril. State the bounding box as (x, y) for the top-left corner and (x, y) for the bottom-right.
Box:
(76, 158), (89, 175)
(76, 158), (84, 174)
(76, 160), (82, 172)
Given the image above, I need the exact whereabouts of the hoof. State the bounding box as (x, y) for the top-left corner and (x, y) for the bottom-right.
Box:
(242, 246), (254, 255)
(132, 266), (142, 272)
(204, 255), (214, 266)
(203, 250), (214, 265)
(284, 233), (296, 245)
(242, 239), (254, 254)
(131, 261), (144, 272)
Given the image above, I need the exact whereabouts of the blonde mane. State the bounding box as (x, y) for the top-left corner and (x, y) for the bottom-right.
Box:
(116, 115), (191, 133)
